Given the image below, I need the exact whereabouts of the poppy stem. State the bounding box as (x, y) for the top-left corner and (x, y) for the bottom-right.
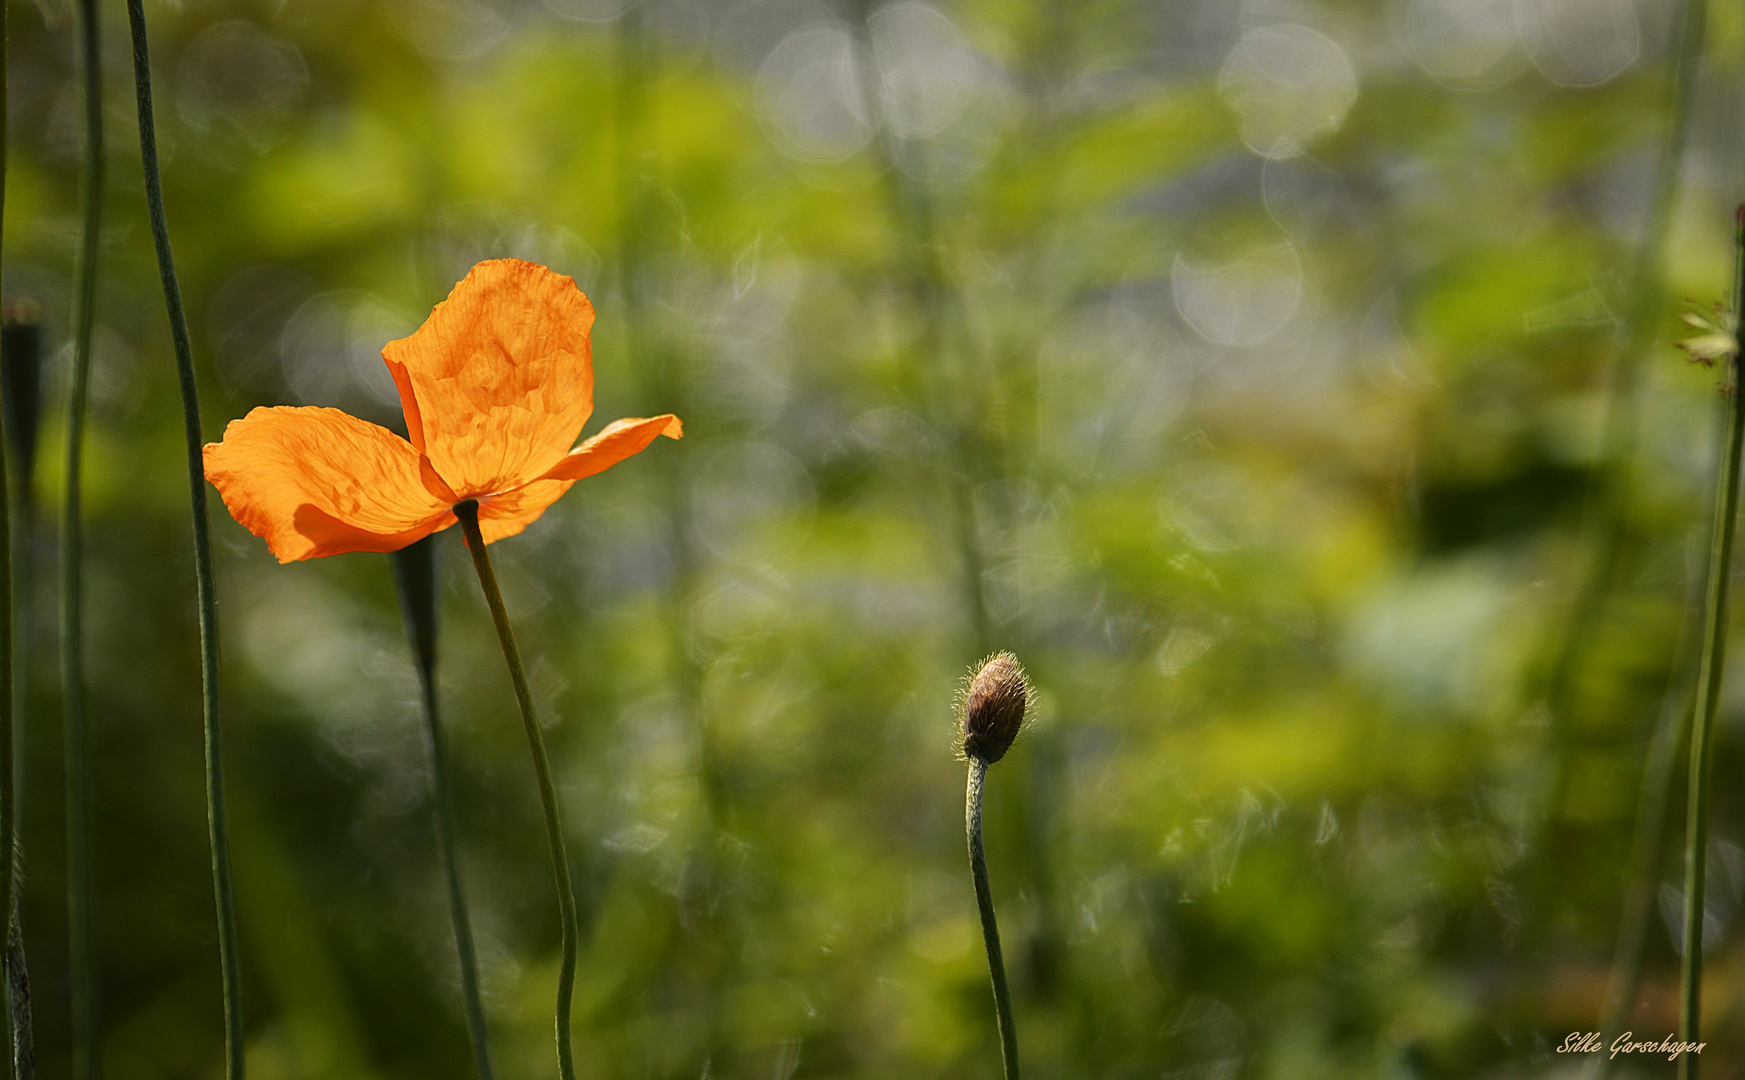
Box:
(1677, 207), (1745, 1080)
(454, 503), (578, 1080)
(62, 0), (105, 1075)
(122, 4), (243, 1077)
(389, 538), (496, 1080)
(966, 758), (1019, 1080)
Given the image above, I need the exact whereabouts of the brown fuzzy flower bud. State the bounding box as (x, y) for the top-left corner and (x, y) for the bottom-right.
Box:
(959, 652), (1031, 765)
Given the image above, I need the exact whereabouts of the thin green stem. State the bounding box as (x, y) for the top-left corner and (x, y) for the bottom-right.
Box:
(1539, 0), (1705, 807)
(1676, 210), (1745, 1080)
(416, 660), (495, 1080)
(122, 4), (242, 1076)
(1585, 551), (1708, 1080)
(62, 0), (104, 1075)
(1587, 695), (1693, 1080)
(1597, 0), (1706, 474)
(5, 319), (38, 1080)
(611, 25), (731, 1071)
(454, 503), (578, 1080)
(0, 5), (17, 1076)
(1577, 12), (1714, 1079)
(966, 758), (1019, 1080)
(389, 540), (495, 1080)
(8, 506), (31, 1080)
(845, 3), (996, 662)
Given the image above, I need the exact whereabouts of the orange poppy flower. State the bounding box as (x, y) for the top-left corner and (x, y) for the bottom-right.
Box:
(204, 259), (681, 563)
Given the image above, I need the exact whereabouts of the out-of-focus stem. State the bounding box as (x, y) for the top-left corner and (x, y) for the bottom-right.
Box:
(454, 503), (578, 1080)
(1527, 2), (1708, 1019)
(3, 318), (38, 831)
(1540, 0), (1706, 794)
(2, 315), (40, 1080)
(62, 0), (105, 1075)
(612, 18), (731, 1071)
(390, 538), (495, 1080)
(1587, 680), (1694, 1080)
(613, 0), (707, 805)
(967, 758), (1019, 1080)
(0, 5), (16, 1074)
(1586, 523), (1709, 1080)
(1676, 207), (1745, 1080)
(1577, 11), (1716, 1078)
(845, 1), (993, 657)
(122, 3), (243, 1075)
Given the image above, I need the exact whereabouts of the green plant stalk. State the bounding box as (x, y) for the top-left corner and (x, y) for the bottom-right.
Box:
(414, 654), (495, 1080)
(0, 8), (16, 1077)
(390, 541), (495, 1080)
(62, 0), (104, 1075)
(967, 758), (1019, 1080)
(1677, 209), (1745, 1080)
(844, 2), (995, 660)
(1585, 557), (1709, 1080)
(611, 20), (731, 1071)
(1579, 9), (1715, 1077)
(1538, 0), (1706, 820)
(9, 497), (31, 1080)
(1587, 694), (1694, 1080)
(122, 4), (242, 1076)
(9, 508), (32, 1080)
(455, 503), (578, 1080)
(1597, 0), (1707, 480)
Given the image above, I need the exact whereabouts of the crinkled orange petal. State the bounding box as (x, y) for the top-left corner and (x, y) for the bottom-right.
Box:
(468, 415), (684, 544)
(472, 479), (577, 545)
(203, 406), (455, 563)
(536, 415), (683, 483)
(383, 258), (596, 498)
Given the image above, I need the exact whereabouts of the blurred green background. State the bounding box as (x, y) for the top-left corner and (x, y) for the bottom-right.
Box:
(3, 0), (1744, 1076)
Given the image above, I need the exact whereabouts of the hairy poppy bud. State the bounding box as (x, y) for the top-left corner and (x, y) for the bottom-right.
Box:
(959, 652), (1031, 765)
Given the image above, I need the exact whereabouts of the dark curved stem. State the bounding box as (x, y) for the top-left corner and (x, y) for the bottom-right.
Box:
(62, 0), (104, 1075)
(1677, 211), (1745, 1080)
(454, 503), (578, 1080)
(967, 758), (1019, 1080)
(390, 539), (495, 1080)
(122, 4), (242, 1076)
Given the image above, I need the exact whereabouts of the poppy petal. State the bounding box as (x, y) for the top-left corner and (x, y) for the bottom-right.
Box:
(203, 406), (455, 563)
(383, 259), (596, 498)
(466, 415), (682, 544)
(472, 479), (577, 545)
(536, 415), (683, 483)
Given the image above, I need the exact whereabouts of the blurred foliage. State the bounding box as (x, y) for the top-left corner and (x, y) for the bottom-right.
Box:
(3, 0), (1745, 1077)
